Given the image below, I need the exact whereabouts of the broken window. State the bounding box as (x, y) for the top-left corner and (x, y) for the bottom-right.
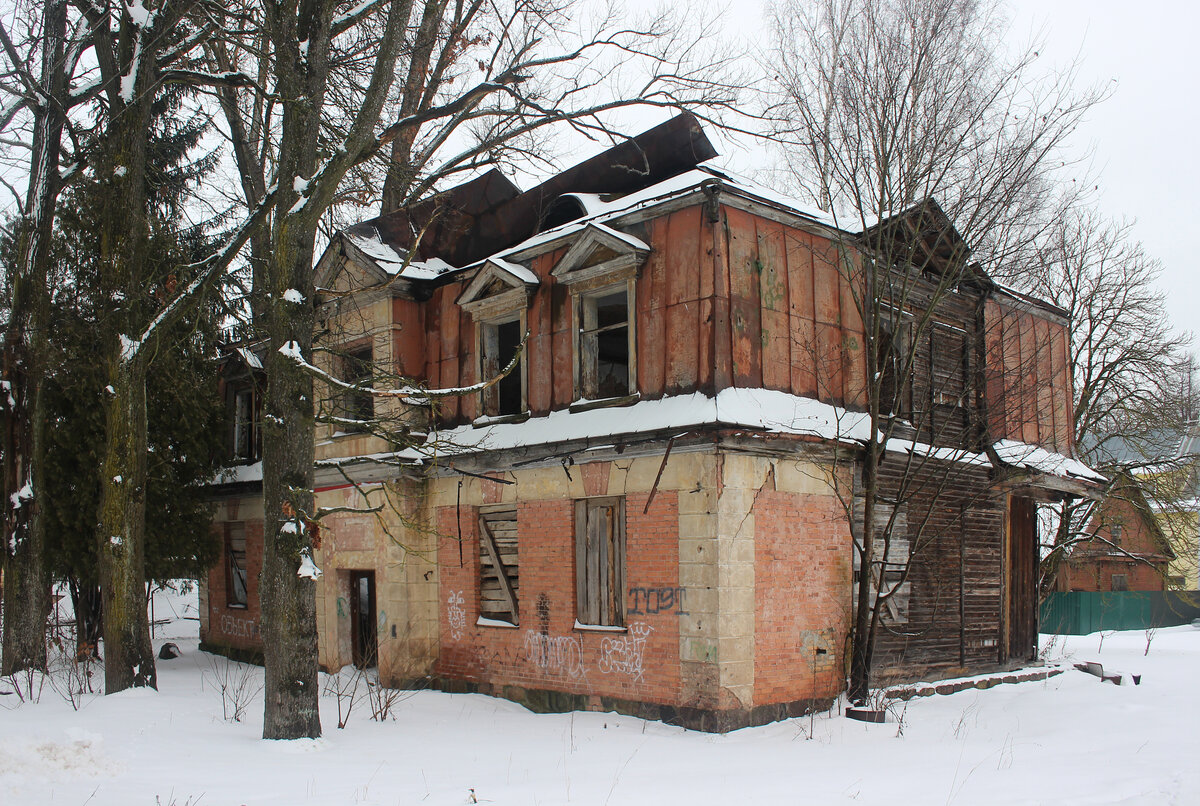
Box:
(578, 286), (633, 400)
(478, 505), (519, 624)
(479, 318), (525, 417)
(851, 497), (911, 625)
(340, 345), (374, 431)
(575, 497), (626, 627)
(878, 315), (912, 416)
(226, 522), (248, 608)
(231, 387), (260, 461)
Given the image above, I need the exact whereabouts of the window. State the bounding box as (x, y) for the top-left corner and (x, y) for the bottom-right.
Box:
(575, 497), (626, 627)
(226, 522), (248, 608)
(1110, 524), (1123, 546)
(231, 387), (260, 461)
(877, 315), (912, 416)
(478, 506), (519, 624)
(1111, 574), (1129, 592)
(851, 497), (910, 624)
(577, 285), (634, 401)
(479, 318), (525, 418)
(340, 345), (374, 431)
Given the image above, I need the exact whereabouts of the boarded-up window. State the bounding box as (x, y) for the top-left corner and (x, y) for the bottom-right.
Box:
(478, 506), (519, 624)
(575, 497), (626, 627)
(226, 522), (248, 608)
(930, 324), (968, 407)
(851, 497), (911, 624)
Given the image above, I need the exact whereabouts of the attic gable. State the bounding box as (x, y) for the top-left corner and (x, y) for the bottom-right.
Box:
(551, 223), (649, 287)
(457, 258), (538, 319)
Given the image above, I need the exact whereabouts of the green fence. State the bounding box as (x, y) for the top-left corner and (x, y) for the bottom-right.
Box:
(1040, 591), (1200, 635)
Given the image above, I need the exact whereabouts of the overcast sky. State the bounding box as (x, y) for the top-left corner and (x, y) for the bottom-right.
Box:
(1006, 0), (1200, 341)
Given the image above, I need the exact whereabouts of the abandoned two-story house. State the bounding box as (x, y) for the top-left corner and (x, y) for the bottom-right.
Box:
(201, 114), (1102, 730)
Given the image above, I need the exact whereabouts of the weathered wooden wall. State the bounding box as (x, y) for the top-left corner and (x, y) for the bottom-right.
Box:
(984, 298), (1073, 452)
(407, 202), (868, 426)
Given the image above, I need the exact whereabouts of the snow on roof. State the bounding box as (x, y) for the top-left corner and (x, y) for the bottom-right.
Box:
(236, 347), (262, 370)
(343, 226), (458, 280)
(993, 439), (1106, 483)
(588, 222), (650, 252)
(388, 387), (1098, 486)
(488, 257), (539, 285)
(407, 388), (870, 460)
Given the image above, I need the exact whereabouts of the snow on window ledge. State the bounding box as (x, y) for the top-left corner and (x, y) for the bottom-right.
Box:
(476, 616), (518, 629)
(573, 620), (627, 633)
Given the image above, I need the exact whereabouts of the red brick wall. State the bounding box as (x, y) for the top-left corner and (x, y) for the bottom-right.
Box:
(753, 491), (849, 705)
(435, 489), (683, 706)
(202, 515), (264, 652)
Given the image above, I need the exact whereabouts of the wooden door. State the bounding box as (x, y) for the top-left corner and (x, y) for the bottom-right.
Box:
(350, 570), (377, 668)
(1005, 496), (1038, 662)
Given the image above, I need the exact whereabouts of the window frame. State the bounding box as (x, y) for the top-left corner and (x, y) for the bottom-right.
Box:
(478, 505), (520, 625)
(571, 278), (637, 403)
(574, 496), (627, 628)
(226, 522), (248, 609)
(476, 311), (528, 421)
(230, 385), (261, 462)
(338, 342), (375, 433)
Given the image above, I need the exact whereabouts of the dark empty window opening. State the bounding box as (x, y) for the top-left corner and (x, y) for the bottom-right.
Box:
(581, 289), (630, 400)
(342, 346), (374, 431)
(481, 319), (524, 417)
(350, 570), (378, 668)
(226, 523), (248, 608)
(231, 387), (260, 462)
(540, 195), (588, 232)
(877, 317), (912, 416)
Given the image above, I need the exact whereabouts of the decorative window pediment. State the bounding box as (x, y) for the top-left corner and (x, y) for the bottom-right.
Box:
(552, 223), (649, 288)
(457, 258), (537, 320)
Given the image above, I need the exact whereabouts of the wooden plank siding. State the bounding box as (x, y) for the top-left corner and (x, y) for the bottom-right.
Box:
(397, 200), (1071, 464)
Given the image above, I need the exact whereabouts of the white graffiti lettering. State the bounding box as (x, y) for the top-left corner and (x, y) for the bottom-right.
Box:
(218, 614), (258, 639)
(523, 631), (587, 679)
(598, 623), (652, 682)
(447, 590), (466, 641)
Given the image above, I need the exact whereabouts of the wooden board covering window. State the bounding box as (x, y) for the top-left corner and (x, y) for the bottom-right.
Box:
(575, 497), (626, 627)
(851, 497), (911, 624)
(478, 505), (519, 624)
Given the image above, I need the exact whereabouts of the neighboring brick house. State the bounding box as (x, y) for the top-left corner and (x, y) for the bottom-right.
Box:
(1056, 472), (1175, 592)
(201, 114), (1101, 730)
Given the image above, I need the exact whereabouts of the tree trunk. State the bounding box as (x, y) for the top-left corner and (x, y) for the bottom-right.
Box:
(258, 222), (320, 737)
(68, 577), (104, 659)
(97, 352), (156, 691)
(0, 0), (68, 675)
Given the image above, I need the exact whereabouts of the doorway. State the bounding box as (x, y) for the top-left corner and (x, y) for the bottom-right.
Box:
(349, 570), (377, 668)
(1004, 496), (1038, 662)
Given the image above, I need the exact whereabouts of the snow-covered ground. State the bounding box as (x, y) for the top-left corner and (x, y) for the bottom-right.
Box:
(1, 588), (1195, 805)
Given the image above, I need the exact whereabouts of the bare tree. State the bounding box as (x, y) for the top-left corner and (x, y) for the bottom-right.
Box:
(204, 0), (743, 738)
(1021, 207), (1192, 593)
(767, 0), (1103, 702)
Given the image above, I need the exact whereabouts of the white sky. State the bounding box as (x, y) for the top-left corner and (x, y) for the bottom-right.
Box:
(599, 0), (1199, 342)
(1005, 0), (1200, 341)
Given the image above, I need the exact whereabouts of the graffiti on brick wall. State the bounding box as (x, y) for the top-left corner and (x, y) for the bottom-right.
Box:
(218, 614), (258, 639)
(627, 586), (689, 615)
(523, 630), (587, 679)
(598, 622), (652, 682)
(447, 590), (466, 641)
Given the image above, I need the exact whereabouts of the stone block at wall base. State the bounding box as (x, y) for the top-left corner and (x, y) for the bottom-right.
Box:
(430, 676), (836, 733)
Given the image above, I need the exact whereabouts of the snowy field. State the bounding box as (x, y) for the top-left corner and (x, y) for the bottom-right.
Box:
(1, 588), (1196, 806)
